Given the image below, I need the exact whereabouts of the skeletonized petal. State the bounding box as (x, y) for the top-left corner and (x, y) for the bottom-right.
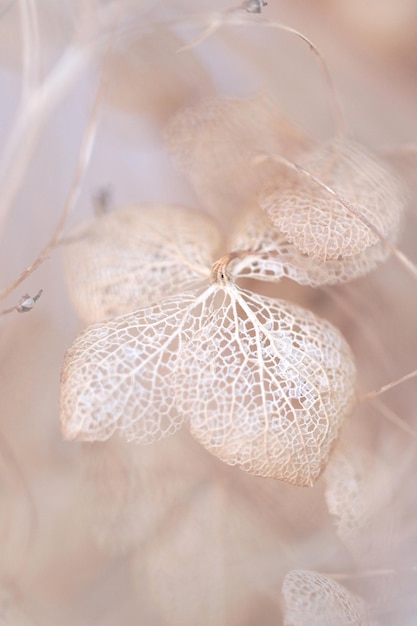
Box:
(324, 445), (396, 560)
(282, 570), (378, 626)
(166, 93), (310, 225)
(261, 136), (405, 261)
(229, 207), (394, 286)
(175, 285), (356, 486)
(63, 204), (221, 323)
(60, 294), (200, 443)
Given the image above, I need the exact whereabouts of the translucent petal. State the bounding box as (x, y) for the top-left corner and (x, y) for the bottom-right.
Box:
(282, 570), (378, 626)
(229, 207), (393, 286)
(105, 27), (213, 122)
(63, 204), (222, 323)
(175, 284), (356, 487)
(261, 136), (406, 261)
(60, 294), (201, 443)
(166, 93), (310, 225)
(324, 446), (395, 559)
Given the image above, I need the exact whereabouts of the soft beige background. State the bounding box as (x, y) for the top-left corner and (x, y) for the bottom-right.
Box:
(0, 0), (416, 623)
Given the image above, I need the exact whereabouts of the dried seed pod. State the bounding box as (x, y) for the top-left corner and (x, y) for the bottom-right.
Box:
(63, 204), (222, 323)
(229, 207), (394, 286)
(282, 570), (378, 626)
(261, 136), (406, 261)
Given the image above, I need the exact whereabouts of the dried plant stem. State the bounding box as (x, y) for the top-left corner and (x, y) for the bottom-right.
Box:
(0, 289), (43, 316)
(174, 9), (345, 133)
(0, 46), (93, 235)
(0, 304), (20, 316)
(18, 0), (40, 101)
(255, 152), (417, 283)
(360, 369), (417, 403)
(0, 0), (16, 16)
(367, 397), (417, 440)
(0, 88), (99, 301)
(0, 0), (121, 234)
(381, 144), (417, 157)
(319, 566), (417, 581)
(210, 251), (249, 283)
(0, 40), (115, 302)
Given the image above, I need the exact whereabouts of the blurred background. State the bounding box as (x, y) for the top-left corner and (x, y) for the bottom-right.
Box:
(0, 0), (417, 623)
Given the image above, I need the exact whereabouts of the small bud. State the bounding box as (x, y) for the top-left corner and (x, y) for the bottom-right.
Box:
(243, 0), (268, 14)
(93, 186), (112, 217)
(16, 289), (43, 313)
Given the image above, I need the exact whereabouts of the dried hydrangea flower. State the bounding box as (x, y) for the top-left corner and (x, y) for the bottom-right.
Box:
(61, 244), (356, 486)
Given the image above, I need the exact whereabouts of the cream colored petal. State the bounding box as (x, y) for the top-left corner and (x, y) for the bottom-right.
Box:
(229, 207), (394, 286)
(176, 284), (356, 486)
(282, 570), (378, 626)
(261, 136), (405, 261)
(60, 293), (201, 443)
(63, 204), (221, 323)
